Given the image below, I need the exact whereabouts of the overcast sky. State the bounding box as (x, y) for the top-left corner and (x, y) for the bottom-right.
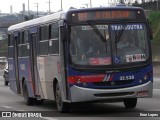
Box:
(0, 0), (114, 13)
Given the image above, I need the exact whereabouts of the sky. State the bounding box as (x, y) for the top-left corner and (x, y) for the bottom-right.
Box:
(0, 0), (113, 13)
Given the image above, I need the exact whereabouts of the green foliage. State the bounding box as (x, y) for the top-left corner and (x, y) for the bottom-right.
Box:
(148, 11), (160, 41)
(149, 11), (160, 61)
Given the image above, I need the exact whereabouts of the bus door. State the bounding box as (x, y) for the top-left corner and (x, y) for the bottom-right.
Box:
(12, 33), (21, 94)
(29, 32), (38, 96)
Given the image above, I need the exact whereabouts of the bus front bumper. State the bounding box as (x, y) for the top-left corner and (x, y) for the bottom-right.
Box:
(70, 81), (153, 102)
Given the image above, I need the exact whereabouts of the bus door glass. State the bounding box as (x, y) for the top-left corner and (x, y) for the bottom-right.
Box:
(29, 33), (38, 95)
(13, 33), (21, 94)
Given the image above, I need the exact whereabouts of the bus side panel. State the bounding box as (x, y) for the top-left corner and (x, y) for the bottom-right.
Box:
(45, 56), (61, 100)
(18, 57), (35, 98)
(36, 57), (46, 99)
(8, 58), (17, 94)
(36, 56), (60, 100)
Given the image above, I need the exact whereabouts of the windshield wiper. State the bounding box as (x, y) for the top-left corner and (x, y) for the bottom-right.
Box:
(87, 20), (106, 43)
(115, 19), (127, 53)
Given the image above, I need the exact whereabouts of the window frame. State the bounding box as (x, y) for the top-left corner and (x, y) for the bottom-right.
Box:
(48, 22), (59, 55)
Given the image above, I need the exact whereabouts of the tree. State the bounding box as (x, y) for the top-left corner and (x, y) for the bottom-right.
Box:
(133, 0), (139, 6)
(119, 0), (125, 4)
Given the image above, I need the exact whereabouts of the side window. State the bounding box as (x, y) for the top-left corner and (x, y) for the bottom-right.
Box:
(20, 30), (28, 44)
(40, 26), (49, 41)
(49, 23), (59, 55)
(39, 25), (49, 55)
(50, 23), (59, 39)
(8, 34), (14, 58)
(18, 31), (23, 57)
(20, 31), (24, 44)
(18, 32), (20, 44)
(8, 34), (13, 46)
(24, 30), (28, 43)
(21, 30), (29, 57)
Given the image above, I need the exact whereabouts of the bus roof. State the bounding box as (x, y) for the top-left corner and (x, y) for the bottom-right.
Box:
(8, 11), (66, 32)
(8, 6), (144, 32)
(67, 6), (144, 14)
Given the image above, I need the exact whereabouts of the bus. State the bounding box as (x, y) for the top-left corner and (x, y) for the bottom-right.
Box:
(8, 5), (153, 112)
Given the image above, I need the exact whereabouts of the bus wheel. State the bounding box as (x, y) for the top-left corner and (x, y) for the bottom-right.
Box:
(123, 98), (137, 108)
(55, 83), (69, 112)
(23, 82), (35, 106)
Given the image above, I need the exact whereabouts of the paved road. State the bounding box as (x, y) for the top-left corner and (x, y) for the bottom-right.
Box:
(0, 69), (160, 120)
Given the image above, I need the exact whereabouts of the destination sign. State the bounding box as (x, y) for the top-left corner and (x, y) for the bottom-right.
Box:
(71, 10), (145, 22)
(78, 11), (131, 21)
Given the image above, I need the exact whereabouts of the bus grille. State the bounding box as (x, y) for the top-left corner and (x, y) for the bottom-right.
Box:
(93, 80), (133, 87)
(94, 92), (134, 97)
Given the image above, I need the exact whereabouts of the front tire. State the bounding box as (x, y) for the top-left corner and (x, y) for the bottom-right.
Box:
(23, 82), (35, 106)
(124, 98), (137, 108)
(55, 83), (69, 112)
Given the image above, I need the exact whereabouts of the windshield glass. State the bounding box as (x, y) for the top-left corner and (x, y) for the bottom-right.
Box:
(70, 25), (111, 66)
(111, 23), (149, 64)
(69, 23), (149, 66)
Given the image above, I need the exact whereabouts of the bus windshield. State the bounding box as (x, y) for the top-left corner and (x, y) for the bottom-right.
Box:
(112, 23), (149, 64)
(70, 24), (111, 66)
(69, 23), (149, 66)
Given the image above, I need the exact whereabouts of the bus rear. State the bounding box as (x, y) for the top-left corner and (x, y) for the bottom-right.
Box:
(62, 6), (153, 110)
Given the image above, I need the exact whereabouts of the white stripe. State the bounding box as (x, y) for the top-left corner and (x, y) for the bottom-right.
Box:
(42, 117), (58, 120)
(1, 106), (25, 111)
(154, 78), (160, 81)
(153, 89), (160, 91)
(1, 106), (13, 109)
(153, 89), (160, 94)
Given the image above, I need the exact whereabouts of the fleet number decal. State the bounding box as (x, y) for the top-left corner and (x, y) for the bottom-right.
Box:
(126, 54), (146, 62)
(120, 75), (134, 80)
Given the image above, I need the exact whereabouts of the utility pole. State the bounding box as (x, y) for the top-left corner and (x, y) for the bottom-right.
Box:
(34, 3), (39, 18)
(61, 0), (63, 11)
(46, 0), (51, 13)
(90, 0), (92, 8)
(10, 5), (13, 14)
(83, 3), (89, 8)
(28, 0), (30, 18)
(22, 3), (25, 21)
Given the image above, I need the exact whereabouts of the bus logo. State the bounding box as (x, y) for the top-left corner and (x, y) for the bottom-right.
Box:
(103, 74), (113, 82)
